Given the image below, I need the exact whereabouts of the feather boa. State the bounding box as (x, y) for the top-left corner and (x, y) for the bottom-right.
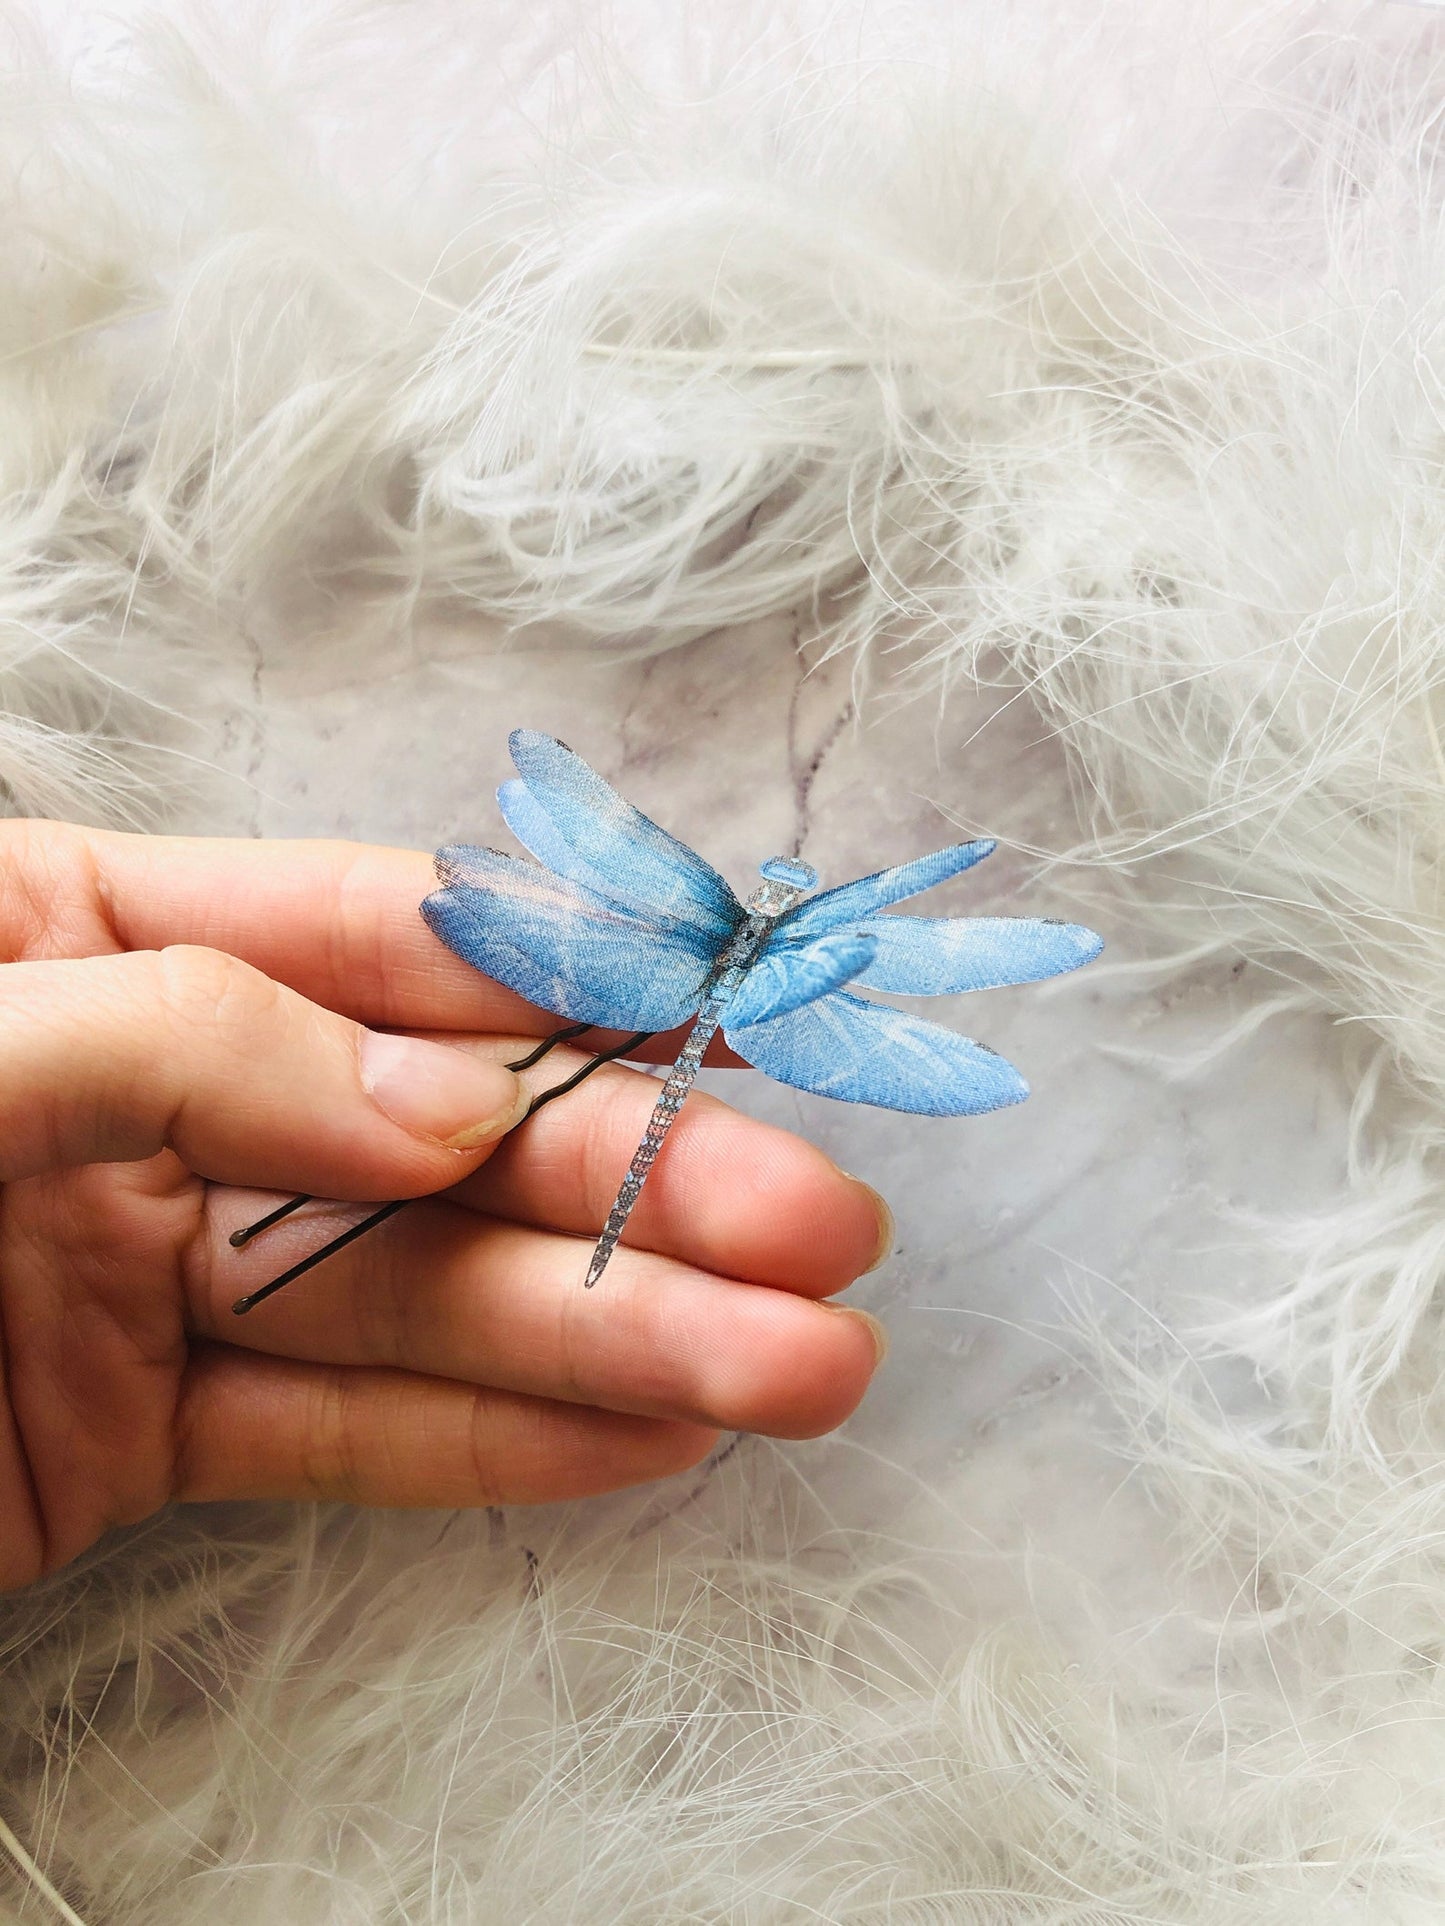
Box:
(6, 1), (1445, 1919)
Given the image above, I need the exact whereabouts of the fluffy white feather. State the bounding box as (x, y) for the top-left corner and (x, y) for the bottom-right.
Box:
(8, 2), (1445, 1922)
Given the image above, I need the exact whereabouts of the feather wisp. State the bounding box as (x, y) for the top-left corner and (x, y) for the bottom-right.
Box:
(8, 1), (1445, 1921)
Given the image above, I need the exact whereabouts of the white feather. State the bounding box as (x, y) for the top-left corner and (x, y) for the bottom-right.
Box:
(9, 2), (1445, 1922)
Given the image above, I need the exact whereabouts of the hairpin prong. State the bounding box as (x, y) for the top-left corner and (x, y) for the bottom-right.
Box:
(519, 1029), (654, 1117)
(229, 1193), (313, 1248)
(229, 1025), (657, 1314)
(502, 1021), (593, 1072)
(231, 1199), (410, 1316)
(226, 1022), (598, 1251)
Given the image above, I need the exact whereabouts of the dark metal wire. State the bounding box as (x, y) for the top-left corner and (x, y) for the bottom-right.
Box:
(229, 1193), (313, 1247)
(516, 1030), (654, 1117)
(501, 1021), (593, 1072)
(227, 1023), (591, 1253)
(230, 1200), (411, 1315)
(229, 1024), (657, 1315)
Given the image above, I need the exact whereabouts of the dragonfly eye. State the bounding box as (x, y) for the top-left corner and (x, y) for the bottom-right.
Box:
(759, 856), (818, 891)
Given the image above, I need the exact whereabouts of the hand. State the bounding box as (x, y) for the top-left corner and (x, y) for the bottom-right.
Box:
(0, 821), (890, 1590)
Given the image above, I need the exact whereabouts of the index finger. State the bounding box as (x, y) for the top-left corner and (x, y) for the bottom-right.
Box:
(28, 823), (745, 1060)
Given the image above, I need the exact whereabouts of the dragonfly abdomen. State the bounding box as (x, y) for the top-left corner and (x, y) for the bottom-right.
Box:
(583, 996), (730, 1288)
(584, 904), (800, 1288)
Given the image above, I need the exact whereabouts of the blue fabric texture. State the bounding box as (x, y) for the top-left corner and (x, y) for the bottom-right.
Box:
(780, 840), (996, 940)
(423, 844), (713, 1031)
(727, 930), (876, 1027)
(506, 729), (739, 934)
(422, 735), (1103, 1115)
(724, 991), (1029, 1115)
(849, 915), (1104, 994)
(496, 779), (628, 905)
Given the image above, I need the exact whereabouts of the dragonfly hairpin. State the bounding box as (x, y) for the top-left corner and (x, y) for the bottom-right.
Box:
(230, 730), (1103, 1314)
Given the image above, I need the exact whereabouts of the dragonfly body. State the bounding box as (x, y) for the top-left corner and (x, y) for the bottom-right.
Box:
(583, 860), (816, 1286)
(230, 736), (1102, 1314)
(421, 733), (1105, 1292)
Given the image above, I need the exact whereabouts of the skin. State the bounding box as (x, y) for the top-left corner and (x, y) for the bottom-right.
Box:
(0, 821), (890, 1592)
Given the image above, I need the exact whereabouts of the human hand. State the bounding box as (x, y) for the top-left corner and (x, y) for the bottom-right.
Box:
(0, 822), (890, 1590)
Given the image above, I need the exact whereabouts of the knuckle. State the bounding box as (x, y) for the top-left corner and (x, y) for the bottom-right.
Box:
(151, 944), (282, 1042)
(352, 1238), (408, 1370)
(463, 1397), (510, 1505)
(298, 1371), (361, 1502)
(0, 819), (103, 960)
(554, 1280), (590, 1404)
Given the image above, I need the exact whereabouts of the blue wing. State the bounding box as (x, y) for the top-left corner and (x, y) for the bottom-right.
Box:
(423, 844), (714, 1031)
(506, 731), (740, 935)
(497, 779), (626, 904)
(726, 931), (876, 1028)
(780, 841), (996, 940)
(850, 917), (1103, 994)
(725, 990), (1028, 1114)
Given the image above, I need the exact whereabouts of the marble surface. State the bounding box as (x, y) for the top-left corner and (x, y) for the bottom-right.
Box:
(132, 0), (1362, 1588)
(195, 608), (1352, 1610)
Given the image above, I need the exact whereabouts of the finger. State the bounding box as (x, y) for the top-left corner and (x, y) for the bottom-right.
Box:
(0, 948), (527, 1191)
(198, 1203), (887, 1440)
(14, 822), (744, 1058)
(448, 1046), (890, 1294)
(174, 1345), (718, 1506)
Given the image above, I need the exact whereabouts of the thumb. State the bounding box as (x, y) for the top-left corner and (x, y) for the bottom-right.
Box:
(0, 946), (528, 1196)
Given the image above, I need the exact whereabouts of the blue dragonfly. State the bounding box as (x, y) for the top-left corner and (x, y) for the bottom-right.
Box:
(231, 731), (1101, 1311)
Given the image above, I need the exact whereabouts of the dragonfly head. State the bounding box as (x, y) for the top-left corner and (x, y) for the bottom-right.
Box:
(748, 855), (818, 917)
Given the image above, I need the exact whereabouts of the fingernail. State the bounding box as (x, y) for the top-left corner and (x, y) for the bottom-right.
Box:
(847, 1178), (894, 1274)
(359, 1031), (528, 1149)
(825, 1304), (890, 1366)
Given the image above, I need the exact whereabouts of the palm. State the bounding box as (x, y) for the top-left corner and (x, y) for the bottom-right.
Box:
(1, 1155), (198, 1575)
